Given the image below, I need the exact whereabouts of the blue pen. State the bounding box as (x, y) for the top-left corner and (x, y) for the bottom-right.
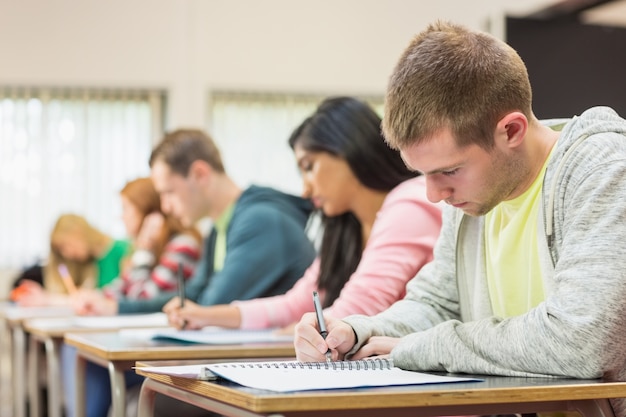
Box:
(312, 291), (332, 363)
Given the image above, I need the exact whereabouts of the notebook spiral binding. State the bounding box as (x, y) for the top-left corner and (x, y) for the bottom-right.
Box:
(215, 358), (394, 371)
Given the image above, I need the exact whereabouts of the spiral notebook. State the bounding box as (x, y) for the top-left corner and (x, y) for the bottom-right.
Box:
(140, 359), (481, 392)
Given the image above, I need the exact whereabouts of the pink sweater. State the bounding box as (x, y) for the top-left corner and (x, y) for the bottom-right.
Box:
(234, 176), (442, 329)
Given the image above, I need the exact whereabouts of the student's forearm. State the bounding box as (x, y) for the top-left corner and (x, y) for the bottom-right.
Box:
(196, 304), (242, 329)
(46, 293), (72, 307)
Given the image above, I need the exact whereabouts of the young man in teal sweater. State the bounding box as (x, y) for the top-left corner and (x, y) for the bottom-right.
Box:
(66, 128), (315, 417)
(80, 128), (316, 315)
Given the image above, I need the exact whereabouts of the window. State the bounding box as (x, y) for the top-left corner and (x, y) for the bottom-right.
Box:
(208, 92), (384, 196)
(0, 87), (164, 268)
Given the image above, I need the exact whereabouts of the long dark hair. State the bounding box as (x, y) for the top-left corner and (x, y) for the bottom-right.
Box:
(288, 97), (418, 307)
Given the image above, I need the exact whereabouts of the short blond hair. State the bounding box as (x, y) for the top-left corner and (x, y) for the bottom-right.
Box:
(383, 21), (532, 150)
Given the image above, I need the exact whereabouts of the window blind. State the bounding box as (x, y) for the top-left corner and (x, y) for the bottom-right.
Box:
(0, 87), (164, 268)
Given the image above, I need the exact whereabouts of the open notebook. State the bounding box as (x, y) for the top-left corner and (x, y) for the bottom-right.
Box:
(149, 327), (294, 345)
(139, 358), (481, 392)
(26, 312), (169, 329)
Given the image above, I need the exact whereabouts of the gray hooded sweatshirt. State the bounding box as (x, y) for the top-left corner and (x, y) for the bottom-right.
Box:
(344, 106), (626, 414)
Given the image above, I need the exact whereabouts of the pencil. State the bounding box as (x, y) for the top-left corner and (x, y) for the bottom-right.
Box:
(58, 263), (78, 295)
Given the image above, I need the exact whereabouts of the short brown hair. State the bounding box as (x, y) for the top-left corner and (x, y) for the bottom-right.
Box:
(149, 129), (225, 176)
(383, 21), (532, 150)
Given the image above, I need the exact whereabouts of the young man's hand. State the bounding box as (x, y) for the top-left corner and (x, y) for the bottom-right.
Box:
(294, 312), (356, 362)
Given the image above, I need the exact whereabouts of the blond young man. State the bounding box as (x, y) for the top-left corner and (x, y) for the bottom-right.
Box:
(294, 21), (626, 416)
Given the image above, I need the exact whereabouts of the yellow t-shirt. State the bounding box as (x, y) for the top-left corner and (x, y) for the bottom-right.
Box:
(484, 151), (554, 318)
(213, 203), (235, 272)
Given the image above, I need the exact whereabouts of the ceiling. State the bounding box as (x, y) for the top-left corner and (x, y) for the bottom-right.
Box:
(580, 0), (626, 26)
(505, 0), (626, 27)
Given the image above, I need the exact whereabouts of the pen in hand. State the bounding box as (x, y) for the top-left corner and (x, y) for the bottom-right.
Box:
(177, 262), (188, 329)
(312, 291), (332, 363)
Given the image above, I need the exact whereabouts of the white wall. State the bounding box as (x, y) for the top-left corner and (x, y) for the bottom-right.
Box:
(0, 0), (562, 279)
(0, 269), (16, 299)
(0, 0), (550, 128)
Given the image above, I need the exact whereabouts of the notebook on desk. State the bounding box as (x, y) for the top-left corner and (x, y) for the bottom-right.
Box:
(25, 312), (169, 330)
(149, 327), (294, 345)
(139, 358), (481, 392)
(70, 312), (169, 328)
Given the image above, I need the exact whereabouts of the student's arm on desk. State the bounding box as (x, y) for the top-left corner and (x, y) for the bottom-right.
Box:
(337, 205), (461, 354)
(116, 290), (175, 314)
(195, 205), (315, 306)
(294, 310), (401, 362)
(163, 298), (241, 330)
(13, 280), (52, 306)
(13, 280), (80, 308)
(73, 289), (118, 315)
(345, 172), (626, 381)
(234, 260), (319, 330)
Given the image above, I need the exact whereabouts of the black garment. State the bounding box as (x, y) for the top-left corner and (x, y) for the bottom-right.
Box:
(12, 262), (44, 288)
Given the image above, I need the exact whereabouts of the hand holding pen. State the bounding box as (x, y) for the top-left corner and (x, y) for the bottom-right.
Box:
(163, 297), (204, 330)
(312, 291), (333, 363)
(293, 309), (358, 363)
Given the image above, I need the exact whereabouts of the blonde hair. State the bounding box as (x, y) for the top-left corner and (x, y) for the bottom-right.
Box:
(45, 214), (110, 293)
(383, 20), (532, 150)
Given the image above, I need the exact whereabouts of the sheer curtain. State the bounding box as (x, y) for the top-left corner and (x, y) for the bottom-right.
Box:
(0, 87), (164, 269)
(208, 92), (384, 196)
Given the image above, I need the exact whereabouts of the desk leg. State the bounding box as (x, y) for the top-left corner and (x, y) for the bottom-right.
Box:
(570, 399), (616, 417)
(12, 326), (27, 417)
(137, 378), (157, 417)
(108, 361), (127, 417)
(45, 338), (62, 417)
(0, 318), (6, 414)
(2, 319), (13, 416)
(74, 353), (87, 417)
(27, 336), (42, 417)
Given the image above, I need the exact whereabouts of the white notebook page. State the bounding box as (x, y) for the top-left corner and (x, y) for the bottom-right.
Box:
(139, 359), (481, 392)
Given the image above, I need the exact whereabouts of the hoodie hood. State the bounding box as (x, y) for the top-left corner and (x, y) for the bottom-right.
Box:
(236, 185), (313, 225)
(550, 106), (626, 144)
(542, 106), (626, 260)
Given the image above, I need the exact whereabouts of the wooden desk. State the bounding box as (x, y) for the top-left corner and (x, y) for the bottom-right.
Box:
(0, 304), (73, 417)
(24, 315), (167, 417)
(135, 364), (622, 417)
(65, 331), (296, 417)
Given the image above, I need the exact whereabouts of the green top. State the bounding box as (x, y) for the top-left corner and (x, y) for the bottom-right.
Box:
(96, 239), (132, 288)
